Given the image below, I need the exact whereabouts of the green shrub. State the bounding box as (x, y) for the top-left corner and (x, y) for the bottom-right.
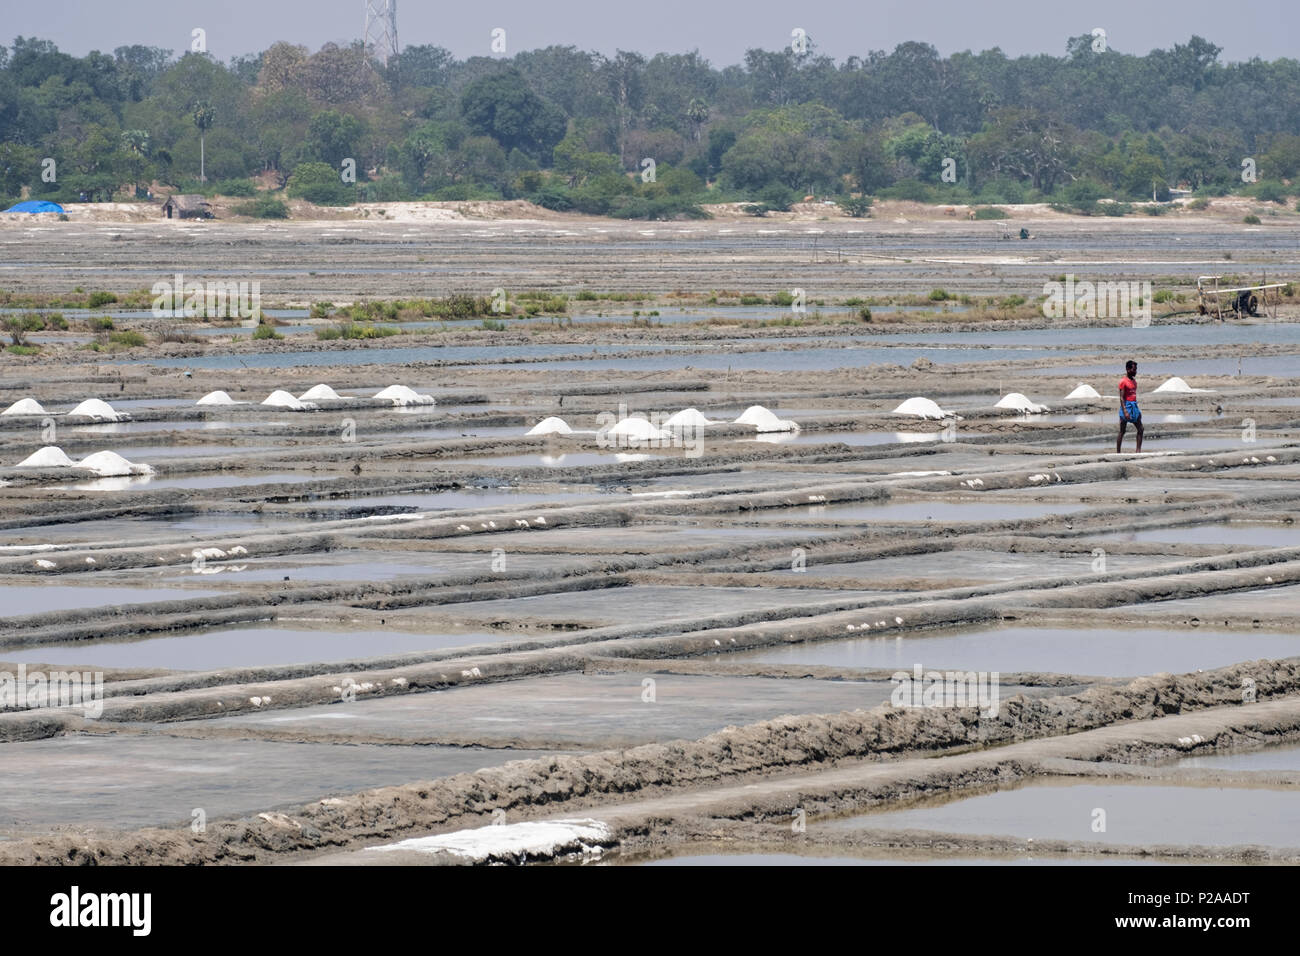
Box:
(479, 318), (506, 331)
(6, 344), (39, 355)
(315, 326), (341, 340)
(87, 316), (115, 331)
(838, 196), (873, 218)
(253, 324), (283, 340)
(1243, 214), (1261, 224)
(739, 294), (764, 305)
(287, 162), (355, 206)
(858, 306), (872, 322)
(928, 288), (951, 301)
(1153, 290), (1175, 303)
(235, 196), (290, 219)
(87, 291), (117, 307)
(1188, 197), (1210, 211)
(310, 302), (334, 318)
(212, 178), (256, 197)
(972, 206), (1009, 220)
(108, 330), (146, 347)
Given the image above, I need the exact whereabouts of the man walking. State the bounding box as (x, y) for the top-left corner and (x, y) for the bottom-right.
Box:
(1116, 359), (1143, 453)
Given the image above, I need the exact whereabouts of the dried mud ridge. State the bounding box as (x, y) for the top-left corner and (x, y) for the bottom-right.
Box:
(1, 665), (1297, 865)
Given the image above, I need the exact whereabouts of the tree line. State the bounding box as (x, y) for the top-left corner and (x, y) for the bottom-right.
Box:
(1, 33), (1298, 217)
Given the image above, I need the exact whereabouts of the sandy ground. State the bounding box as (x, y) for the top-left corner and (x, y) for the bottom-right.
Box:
(0, 220), (1297, 865)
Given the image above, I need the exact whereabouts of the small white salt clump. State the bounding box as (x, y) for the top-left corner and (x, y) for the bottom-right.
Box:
(67, 398), (124, 421)
(891, 397), (949, 420)
(995, 392), (1050, 413)
(77, 450), (154, 477)
(526, 416), (572, 436)
(663, 407), (714, 429)
(17, 446), (75, 468)
(262, 390), (317, 410)
(1153, 376), (1212, 393)
(734, 405), (799, 432)
(299, 383), (342, 401)
(605, 417), (671, 441)
(196, 390), (239, 405)
(1065, 383), (1100, 399)
(375, 384), (435, 406)
(2, 398), (46, 416)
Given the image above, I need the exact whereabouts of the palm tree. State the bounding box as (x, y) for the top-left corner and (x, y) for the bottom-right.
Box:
(686, 98), (709, 142)
(192, 101), (215, 182)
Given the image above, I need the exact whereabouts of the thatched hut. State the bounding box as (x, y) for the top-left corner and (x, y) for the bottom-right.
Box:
(162, 195), (212, 219)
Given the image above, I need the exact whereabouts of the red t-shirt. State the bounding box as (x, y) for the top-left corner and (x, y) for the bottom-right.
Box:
(1119, 376), (1137, 402)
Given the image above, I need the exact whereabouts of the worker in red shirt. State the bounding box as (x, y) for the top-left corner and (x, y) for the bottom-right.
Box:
(1116, 359), (1143, 453)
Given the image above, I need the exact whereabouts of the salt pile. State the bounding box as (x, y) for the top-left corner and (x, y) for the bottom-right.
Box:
(67, 399), (124, 421)
(2, 398), (46, 416)
(1065, 383), (1101, 399)
(734, 405), (799, 432)
(262, 390), (317, 410)
(995, 392), (1050, 413)
(196, 390), (239, 405)
(891, 397), (949, 420)
(375, 384), (435, 406)
(77, 450), (154, 477)
(1154, 376), (1212, 393)
(663, 407), (714, 429)
(17, 446), (75, 468)
(526, 416), (572, 436)
(606, 417), (671, 441)
(299, 384), (343, 401)
(370, 818), (610, 863)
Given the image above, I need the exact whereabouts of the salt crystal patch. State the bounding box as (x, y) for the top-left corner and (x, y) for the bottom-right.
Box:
(299, 383), (342, 401)
(734, 405), (799, 432)
(375, 384), (434, 406)
(526, 416), (571, 436)
(891, 397), (949, 420)
(68, 398), (123, 421)
(2, 397), (46, 416)
(17, 446), (75, 468)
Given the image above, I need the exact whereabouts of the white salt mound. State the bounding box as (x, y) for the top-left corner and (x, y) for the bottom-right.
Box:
(606, 417), (671, 441)
(196, 390), (238, 406)
(1154, 376), (1212, 394)
(2, 398), (46, 416)
(17, 446), (75, 468)
(299, 384), (342, 401)
(67, 398), (122, 421)
(734, 405), (799, 433)
(1065, 383), (1101, 399)
(526, 416), (572, 436)
(995, 392), (1050, 413)
(262, 390), (317, 410)
(77, 450), (154, 477)
(891, 397), (949, 420)
(375, 384), (435, 406)
(663, 407), (713, 429)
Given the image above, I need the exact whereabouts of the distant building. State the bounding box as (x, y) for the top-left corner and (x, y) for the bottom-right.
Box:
(162, 195), (212, 219)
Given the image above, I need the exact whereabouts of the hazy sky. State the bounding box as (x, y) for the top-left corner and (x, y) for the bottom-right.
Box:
(9, 0), (1297, 65)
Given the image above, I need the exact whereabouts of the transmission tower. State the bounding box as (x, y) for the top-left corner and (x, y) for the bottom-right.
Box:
(363, 0), (399, 67)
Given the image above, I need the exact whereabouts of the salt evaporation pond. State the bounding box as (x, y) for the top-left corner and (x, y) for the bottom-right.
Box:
(0, 584), (221, 617)
(0, 625), (526, 672)
(823, 781), (1300, 849)
(745, 500), (1093, 523)
(1110, 521), (1298, 547)
(1174, 743), (1300, 772)
(722, 625), (1298, 677)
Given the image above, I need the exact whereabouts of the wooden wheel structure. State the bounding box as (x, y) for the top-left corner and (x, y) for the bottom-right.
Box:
(1196, 275), (1287, 320)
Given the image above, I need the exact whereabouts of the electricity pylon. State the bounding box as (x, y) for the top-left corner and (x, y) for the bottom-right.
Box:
(363, 0), (399, 67)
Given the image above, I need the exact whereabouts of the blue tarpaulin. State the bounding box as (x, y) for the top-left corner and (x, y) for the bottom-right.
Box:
(4, 200), (65, 213)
